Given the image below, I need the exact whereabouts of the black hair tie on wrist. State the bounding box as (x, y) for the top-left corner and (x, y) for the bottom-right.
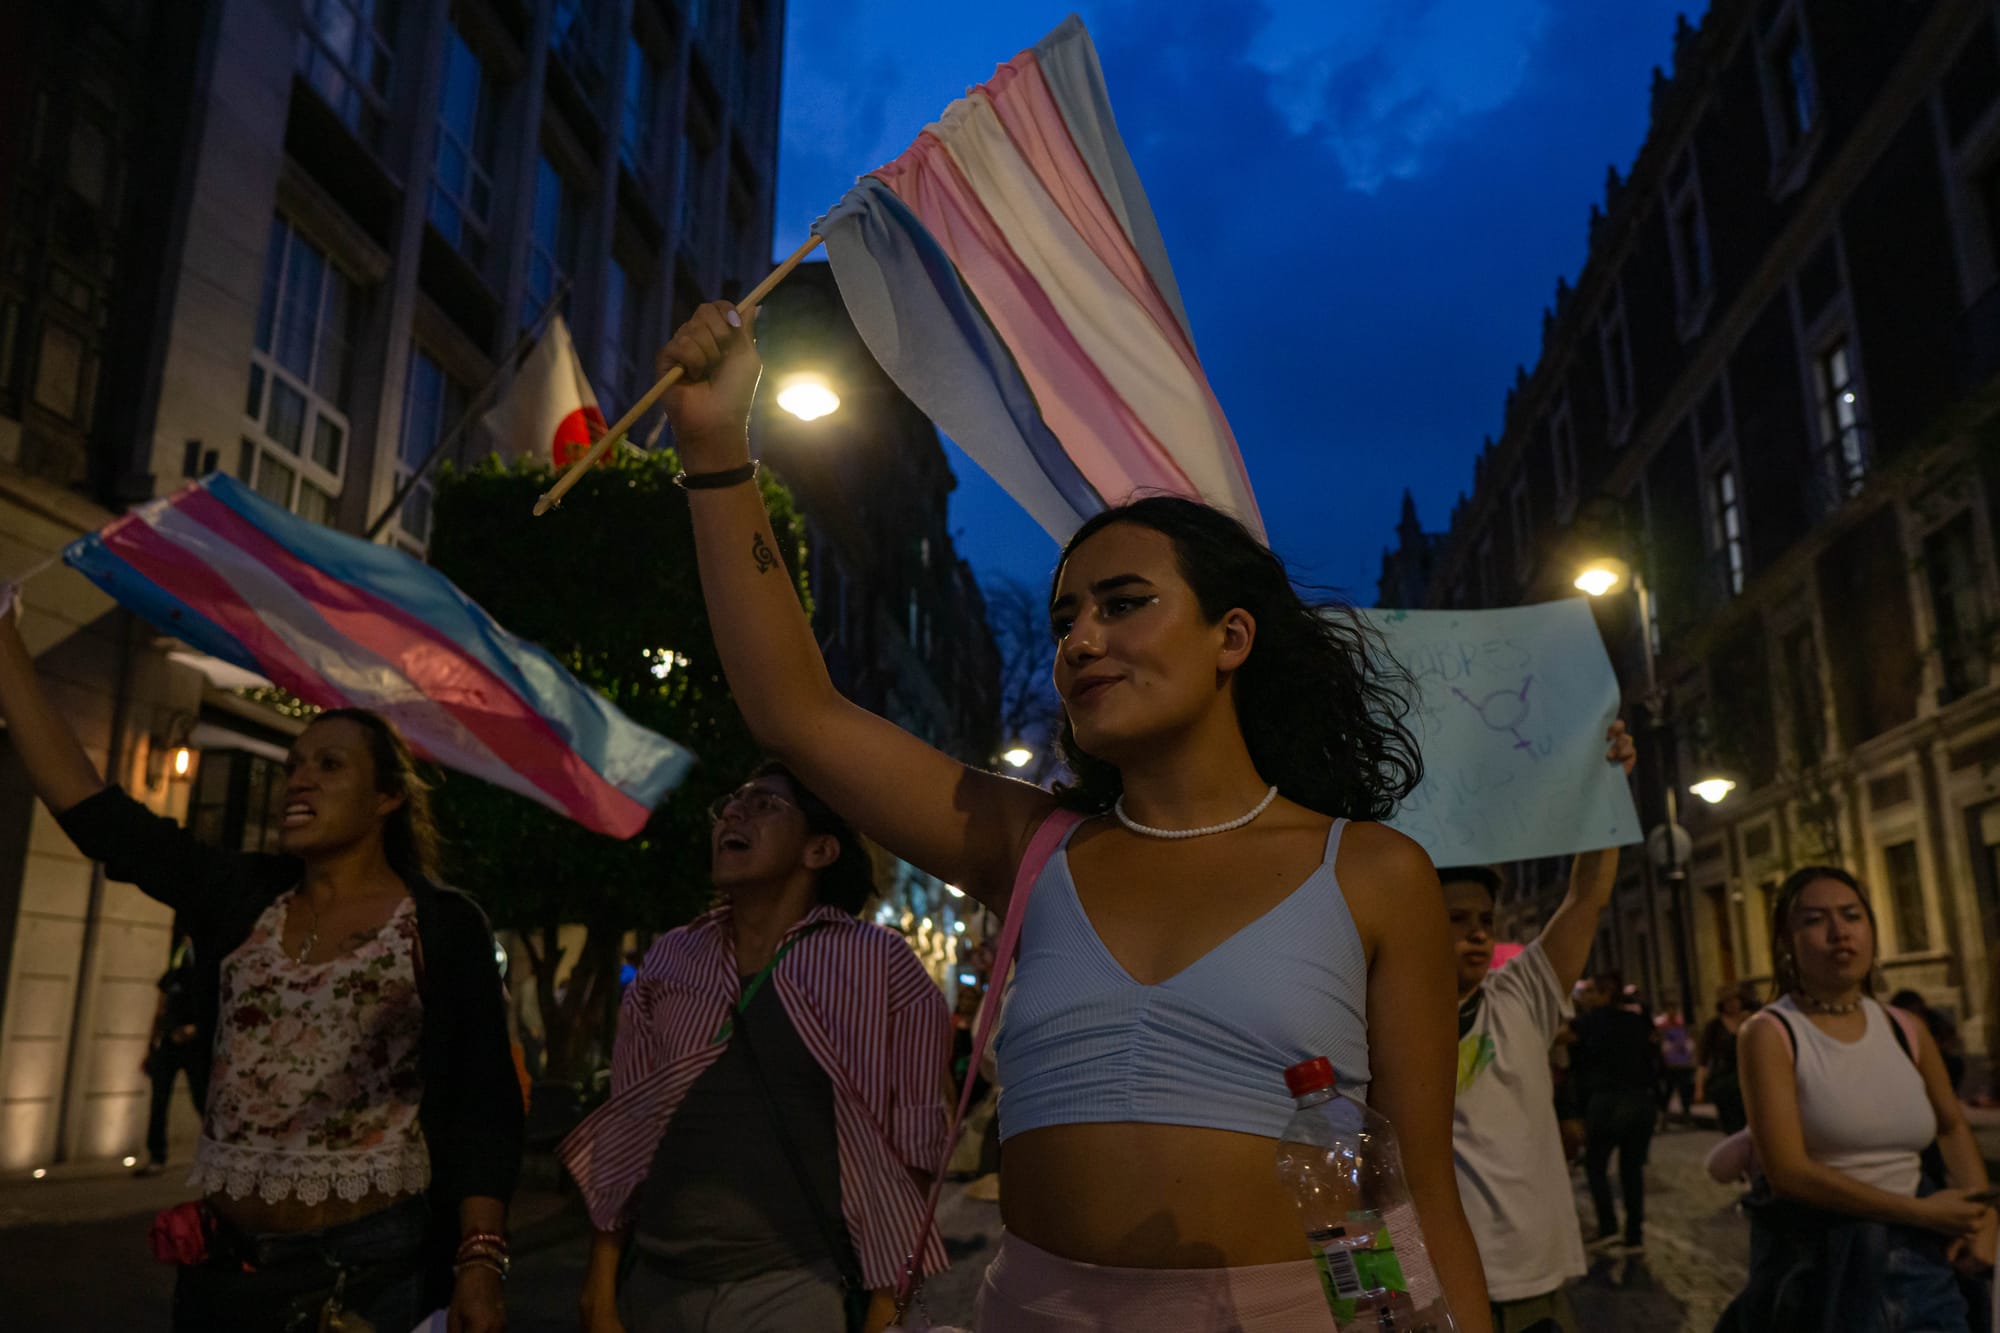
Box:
(673, 460), (760, 490)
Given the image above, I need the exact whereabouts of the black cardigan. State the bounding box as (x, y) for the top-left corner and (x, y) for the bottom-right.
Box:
(58, 786), (524, 1293)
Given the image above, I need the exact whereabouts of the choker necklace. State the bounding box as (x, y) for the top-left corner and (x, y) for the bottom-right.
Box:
(1794, 990), (1863, 1016)
(1114, 786), (1279, 840)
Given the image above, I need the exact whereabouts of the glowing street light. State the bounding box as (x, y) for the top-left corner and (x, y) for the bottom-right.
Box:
(1000, 739), (1034, 769)
(1573, 556), (1631, 598)
(1690, 775), (1738, 805)
(776, 374), (840, 421)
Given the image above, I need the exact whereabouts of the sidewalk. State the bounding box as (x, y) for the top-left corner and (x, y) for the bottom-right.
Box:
(0, 1156), (582, 1332)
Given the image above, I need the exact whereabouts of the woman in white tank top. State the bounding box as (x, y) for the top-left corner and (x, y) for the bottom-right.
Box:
(1727, 866), (1993, 1332)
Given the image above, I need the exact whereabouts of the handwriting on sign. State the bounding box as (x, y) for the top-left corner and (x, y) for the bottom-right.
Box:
(1357, 601), (1641, 864)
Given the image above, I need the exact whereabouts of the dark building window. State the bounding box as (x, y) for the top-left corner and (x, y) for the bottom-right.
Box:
(1710, 466), (1745, 597)
(1665, 152), (1712, 316)
(621, 34), (659, 178)
(1925, 512), (1985, 701)
(1765, 10), (1819, 151)
(1813, 337), (1867, 497)
(188, 749), (287, 854)
(1882, 839), (1929, 954)
(430, 22), (499, 267)
(396, 343), (468, 549)
(525, 157), (579, 328)
(1782, 623), (1823, 767)
(1600, 291), (1634, 426)
(297, 0), (401, 151)
(1549, 396), (1577, 516)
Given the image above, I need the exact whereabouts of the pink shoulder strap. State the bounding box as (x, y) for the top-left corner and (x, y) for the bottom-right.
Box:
(893, 807), (1084, 1307)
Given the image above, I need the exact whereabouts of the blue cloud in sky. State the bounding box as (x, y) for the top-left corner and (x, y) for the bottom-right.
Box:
(1248, 0), (1551, 192)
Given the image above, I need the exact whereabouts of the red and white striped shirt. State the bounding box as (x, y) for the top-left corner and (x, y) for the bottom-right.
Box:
(558, 903), (953, 1288)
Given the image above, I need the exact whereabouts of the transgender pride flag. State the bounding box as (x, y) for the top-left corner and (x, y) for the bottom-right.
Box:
(63, 473), (690, 838)
(814, 14), (1261, 543)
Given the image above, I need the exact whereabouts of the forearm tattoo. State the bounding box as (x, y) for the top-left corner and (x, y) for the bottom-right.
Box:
(750, 531), (777, 574)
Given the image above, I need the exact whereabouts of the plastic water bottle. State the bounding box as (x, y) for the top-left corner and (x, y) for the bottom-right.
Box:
(1276, 1057), (1458, 1332)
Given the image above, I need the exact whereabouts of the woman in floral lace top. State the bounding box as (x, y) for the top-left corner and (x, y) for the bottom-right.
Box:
(0, 590), (521, 1333)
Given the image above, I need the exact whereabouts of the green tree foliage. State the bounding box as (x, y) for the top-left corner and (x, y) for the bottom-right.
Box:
(425, 449), (808, 1081)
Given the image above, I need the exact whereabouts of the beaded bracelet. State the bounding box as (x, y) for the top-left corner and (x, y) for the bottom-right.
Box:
(454, 1252), (510, 1282)
(455, 1231), (509, 1258)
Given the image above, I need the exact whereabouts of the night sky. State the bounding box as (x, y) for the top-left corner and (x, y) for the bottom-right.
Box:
(774, 0), (1700, 603)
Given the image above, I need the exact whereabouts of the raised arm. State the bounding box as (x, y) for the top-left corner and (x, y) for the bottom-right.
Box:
(0, 587), (107, 814)
(1344, 824), (1491, 1333)
(657, 304), (1052, 906)
(1535, 720), (1637, 993)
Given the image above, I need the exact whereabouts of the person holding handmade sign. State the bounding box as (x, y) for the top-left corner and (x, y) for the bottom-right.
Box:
(647, 301), (1490, 1331)
(0, 587), (519, 1333)
(1439, 720), (1633, 1333)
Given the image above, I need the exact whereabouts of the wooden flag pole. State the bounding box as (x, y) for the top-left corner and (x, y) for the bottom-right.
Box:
(532, 232), (826, 516)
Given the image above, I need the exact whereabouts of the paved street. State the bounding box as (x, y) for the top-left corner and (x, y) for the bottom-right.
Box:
(8, 1115), (1997, 1331)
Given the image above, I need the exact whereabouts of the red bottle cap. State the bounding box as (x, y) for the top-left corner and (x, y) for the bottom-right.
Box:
(1284, 1056), (1337, 1096)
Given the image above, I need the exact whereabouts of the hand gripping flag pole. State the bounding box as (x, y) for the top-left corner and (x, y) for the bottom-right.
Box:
(531, 233), (824, 517)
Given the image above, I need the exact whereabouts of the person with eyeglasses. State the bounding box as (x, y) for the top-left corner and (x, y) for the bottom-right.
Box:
(561, 761), (953, 1333)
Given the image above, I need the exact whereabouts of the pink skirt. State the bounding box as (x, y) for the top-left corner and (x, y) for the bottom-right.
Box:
(974, 1231), (1339, 1332)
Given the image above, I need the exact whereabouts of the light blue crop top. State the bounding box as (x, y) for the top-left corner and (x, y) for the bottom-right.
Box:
(993, 818), (1370, 1143)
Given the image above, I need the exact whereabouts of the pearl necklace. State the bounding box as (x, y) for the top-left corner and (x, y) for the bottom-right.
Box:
(1794, 990), (1863, 1016)
(1114, 786), (1279, 840)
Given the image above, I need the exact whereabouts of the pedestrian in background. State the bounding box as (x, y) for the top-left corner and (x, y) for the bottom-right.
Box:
(1891, 989), (1969, 1096)
(1572, 970), (1661, 1254)
(1441, 721), (1638, 1333)
(1696, 986), (1754, 1135)
(1657, 1005), (1697, 1129)
(139, 925), (209, 1177)
(1722, 867), (1994, 1332)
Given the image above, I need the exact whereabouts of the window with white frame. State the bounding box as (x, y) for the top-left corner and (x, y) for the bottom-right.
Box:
(1924, 511), (1986, 700)
(243, 215), (353, 525)
(1664, 150), (1713, 319)
(429, 22), (499, 268)
(1599, 289), (1635, 428)
(296, 0), (400, 152)
(1813, 336), (1868, 497)
(621, 33), (659, 178)
(1758, 2), (1820, 169)
(1882, 839), (1930, 953)
(525, 156), (579, 329)
(394, 344), (468, 550)
(1549, 393), (1577, 518)
(1708, 465), (1745, 597)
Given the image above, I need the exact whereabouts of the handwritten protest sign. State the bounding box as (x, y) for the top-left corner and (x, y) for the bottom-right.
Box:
(1361, 599), (1641, 866)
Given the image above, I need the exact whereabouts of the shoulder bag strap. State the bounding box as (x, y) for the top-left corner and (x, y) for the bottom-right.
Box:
(734, 1003), (870, 1299)
(891, 806), (1085, 1315)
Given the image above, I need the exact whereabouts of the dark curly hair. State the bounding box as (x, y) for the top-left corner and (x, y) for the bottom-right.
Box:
(1768, 864), (1877, 1002)
(1048, 497), (1423, 821)
(309, 708), (441, 886)
(749, 761), (876, 916)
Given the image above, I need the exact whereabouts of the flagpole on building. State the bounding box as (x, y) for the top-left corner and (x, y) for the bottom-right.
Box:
(532, 233), (824, 517)
(363, 275), (574, 542)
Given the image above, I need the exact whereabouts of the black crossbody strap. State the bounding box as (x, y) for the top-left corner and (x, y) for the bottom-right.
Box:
(734, 1001), (869, 1296)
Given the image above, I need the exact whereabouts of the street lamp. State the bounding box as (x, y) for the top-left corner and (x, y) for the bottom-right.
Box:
(1689, 775), (1738, 805)
(1576, 552), (1697, 1020)
(1000, 739), (1034, 770)
(776, 373), (840, 421)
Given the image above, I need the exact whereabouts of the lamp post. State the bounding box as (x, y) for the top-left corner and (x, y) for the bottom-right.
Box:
(1575, 555), (1699, 1020)
(775, 372), (841, 421)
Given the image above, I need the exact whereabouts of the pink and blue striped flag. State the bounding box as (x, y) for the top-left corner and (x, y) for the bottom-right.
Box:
(814, 14), (1261, 542)
(63, 473), (690, 838)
